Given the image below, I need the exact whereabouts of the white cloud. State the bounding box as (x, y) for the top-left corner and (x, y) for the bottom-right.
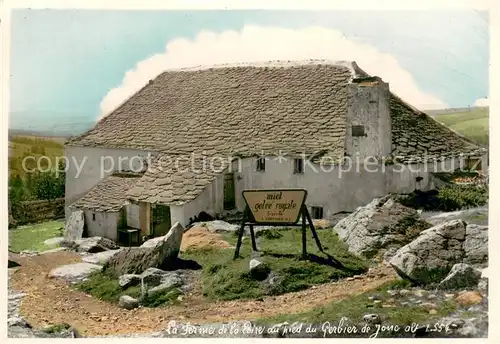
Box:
(473, 97), (489, 107)
(99, 25), (448, 119)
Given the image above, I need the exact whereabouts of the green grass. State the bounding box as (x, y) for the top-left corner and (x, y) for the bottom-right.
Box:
(8, 219), (64, 252)
(76, 228), (368, 307)
(181, 228), (369, 301)
(42, 323), (72, 334)
(77, 272), (142, 303)
(434, 108), (489, 146)
(257, 280), (458, 331)
(76, 271), (182, 307)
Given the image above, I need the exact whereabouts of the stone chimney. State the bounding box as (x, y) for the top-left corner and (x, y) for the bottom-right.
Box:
(345, 76), (392, 159)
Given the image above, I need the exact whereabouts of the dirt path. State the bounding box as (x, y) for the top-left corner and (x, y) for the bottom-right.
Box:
(10, 251), (397, 336)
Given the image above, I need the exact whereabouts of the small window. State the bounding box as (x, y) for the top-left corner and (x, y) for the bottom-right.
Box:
(352, 125), (366, 137)
(256, 157), (266, 172)
(293, 158), (304, 174)
(92, 213), (96, 221)
(311, 206), (323, 220)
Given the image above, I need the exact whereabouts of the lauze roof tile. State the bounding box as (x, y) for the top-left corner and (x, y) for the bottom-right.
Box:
(67, 60), (485, 206)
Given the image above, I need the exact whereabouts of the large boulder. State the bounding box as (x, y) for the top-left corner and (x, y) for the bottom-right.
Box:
(438, 263), (482, 290)
(104, 222), (184, 277)
(389, 219), (466, 284)
(49, 262), (102, 283)
(463, 224), (488, 267)
(141, 222), (184, 249)
(63, 210), (85, 242)
(81, 250), (121, 265)
(334, 195), (430, 258)
(424, 206), (488, 226)
(68, 237), (119, 253)
(189, 220), (239, 233)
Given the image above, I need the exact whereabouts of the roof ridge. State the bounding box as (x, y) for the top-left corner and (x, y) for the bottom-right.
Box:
(157, 59), (360, 73)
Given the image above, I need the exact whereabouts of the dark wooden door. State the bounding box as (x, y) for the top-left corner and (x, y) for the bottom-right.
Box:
(151, 204), (171, 237)
(223, 173), (236, 210)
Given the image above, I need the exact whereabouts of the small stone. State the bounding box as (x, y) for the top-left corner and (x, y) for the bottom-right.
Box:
(363, 314), (381, 324)
(119, 274), (141, 288)
(387, 290), (399, 297)
(118, 295), (139, 310)
(373, 300), (382, 305)
(346, 277), (355, 281)
(429, 309), (438, 315)
(455, 291), (483, 306)
(427, 294), (437, 300)
(382, 304), (395, 308)
(399, 289), (411, 296)
(249, 259), (270, 281)
(413, 289), (428, 297)
(445, 293), (455, 298)
(368, 296), (375, 301)
(420, 302), (438, 310)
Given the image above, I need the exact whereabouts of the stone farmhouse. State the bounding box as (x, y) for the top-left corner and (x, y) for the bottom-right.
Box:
(64, 60), (487, 244)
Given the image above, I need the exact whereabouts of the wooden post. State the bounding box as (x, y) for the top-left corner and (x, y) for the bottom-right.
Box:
(233, 207), (248, 259)
(249, 224), (258, 251)
(301, 207), (307, 259)
(303, 204), (324, 252)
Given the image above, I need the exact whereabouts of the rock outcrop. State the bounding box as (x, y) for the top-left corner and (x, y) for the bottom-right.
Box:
(390, 220), (488, 286)
(389, 220), (466, 284)
(63, 210), (85, 242)
(463, 224), (488, 267)
(63, 236), (119, 253)
(81, 250), (121, 265)
(189, 220), (239, 233)
(104, 223), (184, 277)
(334, 195), (430, 258)
(438, 263), (482, 290)
(119, 274), (141, 288)
(49, 262), (102, 284)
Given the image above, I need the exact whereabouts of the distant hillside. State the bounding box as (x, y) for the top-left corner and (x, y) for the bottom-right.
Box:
(426, 106), (489, 117)
(431, 107), (489, 147)
(8, 134), (65, 178)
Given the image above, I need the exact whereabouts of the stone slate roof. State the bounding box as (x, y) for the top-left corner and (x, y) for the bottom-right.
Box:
(126, 153), (230, 205)
(70, 173), (141, 212)
(67, 60), (354, 159)
(67, 60), (485, 206)
(389, 94), (486, 163)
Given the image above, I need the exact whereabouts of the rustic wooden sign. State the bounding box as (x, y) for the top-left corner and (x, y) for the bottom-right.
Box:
(234, 188), (324, 260)
(242, 189), (307, 224)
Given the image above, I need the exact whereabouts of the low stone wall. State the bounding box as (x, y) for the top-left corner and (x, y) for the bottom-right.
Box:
(11, 198), (65, 225)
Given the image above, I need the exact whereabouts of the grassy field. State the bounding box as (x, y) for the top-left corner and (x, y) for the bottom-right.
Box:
(78, 227), (369, 307)
(183, 228), (368, 301)
(8, 135), (65, 178)
(257, 279), (458, 332)
(433, 107), (489, 146)
(8, 219), (64, 252)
